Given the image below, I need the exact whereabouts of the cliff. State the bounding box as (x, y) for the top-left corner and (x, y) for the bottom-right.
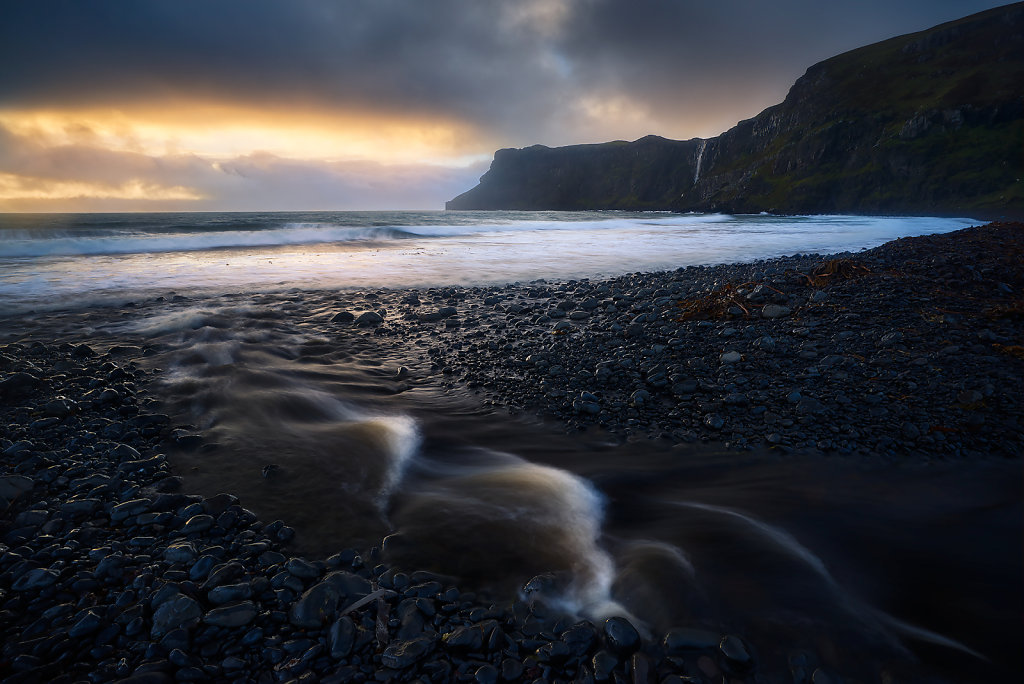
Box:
(447, 3), (1024, 216)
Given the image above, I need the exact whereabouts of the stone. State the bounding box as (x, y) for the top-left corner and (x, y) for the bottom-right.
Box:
(117, 456), (166, 477)
(663, 627), (721, 653)
(721, 351), (742, 363)
(704, 414), (725, 430)
(720, 634), (752, 668)
(380, 637), (434, 669)
(603, 616), (640, 655)
(796, 396), (826, 415)
(355, 311), (384, 326)
(444, 623), (485, 651)
(42, 397), (76, 418)
(592, 650), (619, 681)
(68, 610), (104, 637)
(151, 594), (202, 637)
(328, 616), (356, 658)
(286, 557), (320, 579)
(60, 498), (101, 516)
(629, 652), (652, 684)
(110, 498), (153, 523)
(12, 567), (60, 591)
(288, 571), (371, 628)
(203, 601), (258, 627)
(207, 582), (252, 604)
(163, 542), (197, 564)
(331, 311), (355, 322)
(180, 514), (215, 534)
(475, 664), (499, 684)
(762, 304), (791, 319)
(200, 561), (244, 590)
(1, 372), (41, 397)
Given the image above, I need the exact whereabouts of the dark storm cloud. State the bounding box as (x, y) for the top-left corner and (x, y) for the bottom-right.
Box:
(0, 0), (1010, 144)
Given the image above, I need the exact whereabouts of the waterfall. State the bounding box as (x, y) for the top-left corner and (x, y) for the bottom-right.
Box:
(693, 139), (707, 184)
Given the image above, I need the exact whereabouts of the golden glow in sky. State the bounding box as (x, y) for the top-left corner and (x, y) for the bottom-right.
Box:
(0, 104), (490, 165)
(0, 173), (205, 202)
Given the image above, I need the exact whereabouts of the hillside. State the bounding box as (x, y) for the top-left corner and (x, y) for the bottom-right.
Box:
(447, 3), (1024, 216)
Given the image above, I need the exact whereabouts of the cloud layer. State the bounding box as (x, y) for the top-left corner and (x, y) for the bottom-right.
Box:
(0, 0), (1008, 210)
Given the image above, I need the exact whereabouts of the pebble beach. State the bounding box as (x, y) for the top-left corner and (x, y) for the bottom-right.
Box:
(1, 221), (1021, 684)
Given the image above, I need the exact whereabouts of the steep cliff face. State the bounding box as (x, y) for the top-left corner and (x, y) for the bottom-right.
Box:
(447, 3), (1024, 216)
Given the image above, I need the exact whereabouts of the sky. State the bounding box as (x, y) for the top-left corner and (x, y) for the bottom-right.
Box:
(0, 0), (1011, 212)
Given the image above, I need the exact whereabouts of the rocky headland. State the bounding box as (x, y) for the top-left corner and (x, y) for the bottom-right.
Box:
(447, 3), (1024, 217)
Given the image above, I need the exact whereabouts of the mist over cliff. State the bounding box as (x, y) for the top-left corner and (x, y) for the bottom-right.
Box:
(448, 3), (1024, 216)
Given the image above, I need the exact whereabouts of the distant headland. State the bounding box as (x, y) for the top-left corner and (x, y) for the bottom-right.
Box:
(448, 2), (1024, 217)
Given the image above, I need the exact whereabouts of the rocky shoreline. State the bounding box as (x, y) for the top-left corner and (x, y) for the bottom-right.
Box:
(1, 222), (1022, 683)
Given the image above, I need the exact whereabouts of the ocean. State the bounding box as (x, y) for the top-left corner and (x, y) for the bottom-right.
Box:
(0, 210), (978, 313)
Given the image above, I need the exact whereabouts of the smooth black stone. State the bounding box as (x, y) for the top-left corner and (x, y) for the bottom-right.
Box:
(602, 617), (640, 655)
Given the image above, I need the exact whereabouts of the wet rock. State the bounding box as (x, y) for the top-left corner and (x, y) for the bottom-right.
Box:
(629, 652), (652, 684)
(286, 557), (320, 579)
(200, 561), (244, 590)
(288, 570), (371, 628)
(331, 311), (355, 322)
(0, 475), (33, 507)
(592, 650), (619, 681)
(444, 623), (486, 651)
(663, 627), (721, 654)
(110, 498), (153, 523)
(42, 397), (76, 418)
(208, 582), (252, 604)
(501, 658), (524, 681)
(180, 513), (215, 534)
(328, 616), (356, 658)
(1, 371), (42, 398)
(380, 636), (435, 669)
(720, 634), (752, 669)
(561, 621), (598, 657)
(603, 616), (640, 655)
(68, 609), (105, 637)
(151, 594), (202, 637)
(475, 663), (500, 684)
(762, 304), (791, 318)
(117, 456), (166, 477)
(355, 311), (384, 326)
(204, 601), (258, 627)
(164, 542), (197, 564)
(11, 567), (60, 591)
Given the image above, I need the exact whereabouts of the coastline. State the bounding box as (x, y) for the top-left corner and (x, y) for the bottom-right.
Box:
(1, 222), (1021, 683)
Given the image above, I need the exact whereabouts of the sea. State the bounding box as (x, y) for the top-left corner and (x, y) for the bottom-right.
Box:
(0, 210), (979, 313)
(1, 210), (1018, 679)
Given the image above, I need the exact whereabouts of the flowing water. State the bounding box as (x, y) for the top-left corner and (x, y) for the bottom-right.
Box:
(0, 211), (977, 313)
(2, 211), (1019, 680)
